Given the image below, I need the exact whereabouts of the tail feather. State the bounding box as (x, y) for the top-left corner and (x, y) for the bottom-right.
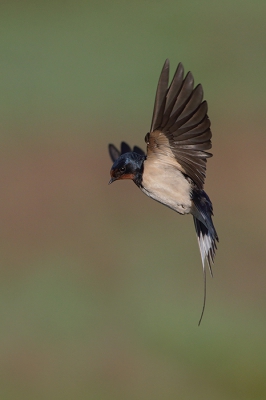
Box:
(192, 189), (218, 272)
(191, 189), (219, 325)
(193, 217), (217, 276)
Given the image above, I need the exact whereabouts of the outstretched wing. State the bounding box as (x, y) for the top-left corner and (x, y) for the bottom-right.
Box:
(146, 60), (212, 189)
(108, 142), (145, 162)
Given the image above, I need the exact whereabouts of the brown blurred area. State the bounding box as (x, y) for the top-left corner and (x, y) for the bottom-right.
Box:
(1, 1), (266, 399)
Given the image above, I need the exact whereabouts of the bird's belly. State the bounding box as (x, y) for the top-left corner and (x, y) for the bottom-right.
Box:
(141, 161), (192, 215)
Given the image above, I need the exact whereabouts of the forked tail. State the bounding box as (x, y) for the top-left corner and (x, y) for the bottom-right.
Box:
(191, 189), (219, 325)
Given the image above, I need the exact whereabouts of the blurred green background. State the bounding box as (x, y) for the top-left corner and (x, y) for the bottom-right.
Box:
(1, 1), (266, 399)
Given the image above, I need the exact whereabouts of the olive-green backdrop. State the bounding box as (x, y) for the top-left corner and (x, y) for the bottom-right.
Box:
(1, 1), (266, 399)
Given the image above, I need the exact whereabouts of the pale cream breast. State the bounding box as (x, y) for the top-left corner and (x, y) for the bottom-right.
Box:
(141, 158), (192, 215)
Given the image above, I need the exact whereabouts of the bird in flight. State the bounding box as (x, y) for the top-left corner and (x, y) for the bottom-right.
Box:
(108, 60), (218, 324)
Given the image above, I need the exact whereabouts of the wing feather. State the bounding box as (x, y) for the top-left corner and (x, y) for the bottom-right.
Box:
(121, 142), (132, 154)
(146, 61), (212, 188)
(108, 144), (120, 162)
(133, 146), (146, 156)
(150, 59), (170, 132)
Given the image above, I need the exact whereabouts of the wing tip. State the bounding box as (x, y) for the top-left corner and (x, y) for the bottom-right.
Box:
(108, 143), (120, 162)
(163, 59), (170, 69)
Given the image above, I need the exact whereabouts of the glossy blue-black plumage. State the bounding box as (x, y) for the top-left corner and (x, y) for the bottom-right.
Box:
(108, 142), (145, 163)
(109, 152), (145, 186)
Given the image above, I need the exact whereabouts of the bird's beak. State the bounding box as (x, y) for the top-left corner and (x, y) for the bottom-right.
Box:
(108, 177), (116, 185)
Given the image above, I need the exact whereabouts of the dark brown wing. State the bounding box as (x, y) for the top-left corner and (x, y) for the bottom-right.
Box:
(146, 60), (212, 189)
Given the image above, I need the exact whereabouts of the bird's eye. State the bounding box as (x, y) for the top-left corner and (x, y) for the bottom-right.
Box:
(120, 167), (126, 173)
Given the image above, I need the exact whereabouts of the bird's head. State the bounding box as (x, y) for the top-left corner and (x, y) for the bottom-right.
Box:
(109, 152), (145, 186)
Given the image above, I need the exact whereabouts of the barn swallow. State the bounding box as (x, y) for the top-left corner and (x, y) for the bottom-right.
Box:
(108, 60), (218, 324)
